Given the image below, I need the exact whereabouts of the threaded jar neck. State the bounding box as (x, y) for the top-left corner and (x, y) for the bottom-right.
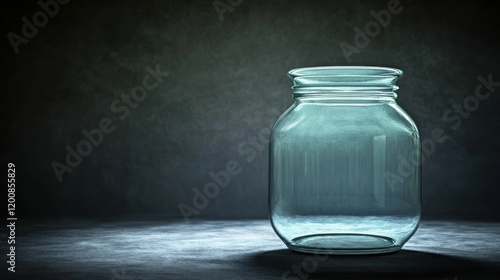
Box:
(288, 66), (403, 100)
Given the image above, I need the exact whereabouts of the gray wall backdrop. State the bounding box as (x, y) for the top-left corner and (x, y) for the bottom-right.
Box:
(3, 0), (500, 219)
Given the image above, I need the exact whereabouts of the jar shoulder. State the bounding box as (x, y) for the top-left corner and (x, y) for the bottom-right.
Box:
(272, 102), (419, 138)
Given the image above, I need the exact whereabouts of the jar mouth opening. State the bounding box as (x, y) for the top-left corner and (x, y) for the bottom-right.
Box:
(288, 66), (403, 79)
(288, 66), (403, 98)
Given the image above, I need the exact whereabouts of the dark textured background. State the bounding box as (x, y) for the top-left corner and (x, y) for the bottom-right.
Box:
(2, 0), (500, 219)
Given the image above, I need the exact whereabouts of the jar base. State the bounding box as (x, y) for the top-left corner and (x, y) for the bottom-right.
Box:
(287, 233), (401, 255)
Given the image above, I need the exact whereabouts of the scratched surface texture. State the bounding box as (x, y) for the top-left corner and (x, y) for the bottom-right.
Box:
(4, 219), (500, 279)
(2, 0), (500, 219)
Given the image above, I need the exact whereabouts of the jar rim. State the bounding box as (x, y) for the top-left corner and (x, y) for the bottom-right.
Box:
(288, 66), (403, 79)
(288, 66), (403, 98)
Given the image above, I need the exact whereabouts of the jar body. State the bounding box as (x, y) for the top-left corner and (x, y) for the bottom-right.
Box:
(269, 67), (420, 254)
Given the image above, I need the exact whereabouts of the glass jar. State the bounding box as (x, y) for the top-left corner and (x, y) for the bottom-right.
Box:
(269, 66), (420, 254)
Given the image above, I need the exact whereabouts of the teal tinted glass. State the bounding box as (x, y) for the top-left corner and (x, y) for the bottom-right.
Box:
(269, 66), (420, 254)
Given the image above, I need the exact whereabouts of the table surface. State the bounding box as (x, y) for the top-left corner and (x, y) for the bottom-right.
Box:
(4, 219), (500, 279)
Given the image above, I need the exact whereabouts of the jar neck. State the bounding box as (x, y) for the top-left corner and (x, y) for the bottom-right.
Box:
(295, 96), (397, 104)
(288, 66), (402, 102)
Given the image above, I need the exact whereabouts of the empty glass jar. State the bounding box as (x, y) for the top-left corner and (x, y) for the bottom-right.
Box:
(269, 66), (420, 254)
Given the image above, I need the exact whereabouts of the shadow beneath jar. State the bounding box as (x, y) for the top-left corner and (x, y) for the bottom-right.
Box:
(239, 249), (499, 279)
